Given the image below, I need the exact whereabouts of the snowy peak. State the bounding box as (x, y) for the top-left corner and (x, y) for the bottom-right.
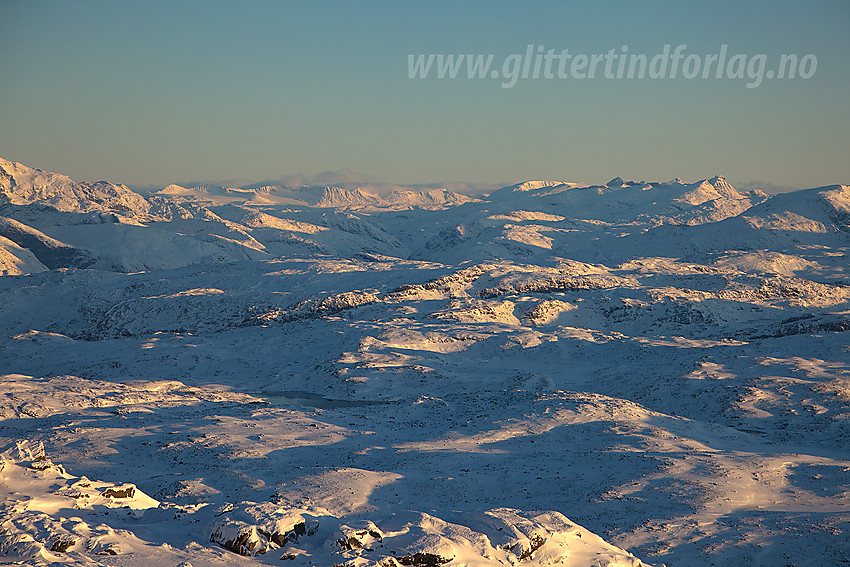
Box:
(0, 157), (150, 215)
(489, 180), (578, 201)
(742, 183), (850, 233)
(315, 186), (379, 208)
(708, 175), (743, 199)
(508, 180), (571, 192)
(379, 188), (479, 209)
(154, 184), (251, 199)
(673, 175), (745, 206)
(158, 184), (192, 195)
(820, 184), (850, 220)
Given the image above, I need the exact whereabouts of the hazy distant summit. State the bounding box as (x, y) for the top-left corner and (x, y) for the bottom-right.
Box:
(153, 180), (481, 210)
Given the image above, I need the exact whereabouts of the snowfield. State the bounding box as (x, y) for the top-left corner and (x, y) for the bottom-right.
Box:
(1, 157), (849, 566)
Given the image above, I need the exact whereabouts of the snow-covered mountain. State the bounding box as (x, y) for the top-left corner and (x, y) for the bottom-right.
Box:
(0, 156), (845, 279)
(155, 181), (481, 211)
(489, 175), (766, 225)
(1, 157), (848, 567)
(0, 157), (150, 215)
(0, 216), (96, 270)
(737, 183), (850, 233)
(0, 235), (46, 275)
(636, 183), (850, 279)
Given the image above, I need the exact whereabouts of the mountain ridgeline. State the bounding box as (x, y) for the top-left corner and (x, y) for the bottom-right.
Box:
(1, 156), (847, 277)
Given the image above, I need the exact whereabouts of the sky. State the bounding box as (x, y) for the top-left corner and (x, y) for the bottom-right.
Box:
(1, 0), (849, 192)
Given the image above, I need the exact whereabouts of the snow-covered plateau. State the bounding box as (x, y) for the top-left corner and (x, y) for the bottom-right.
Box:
(1, 157), (848, 566)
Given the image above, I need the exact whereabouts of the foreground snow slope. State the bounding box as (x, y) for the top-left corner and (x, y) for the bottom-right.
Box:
(0, 158), (848, 566)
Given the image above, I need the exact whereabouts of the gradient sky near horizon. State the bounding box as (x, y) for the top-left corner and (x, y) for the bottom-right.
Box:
(2, 0), (849, 192)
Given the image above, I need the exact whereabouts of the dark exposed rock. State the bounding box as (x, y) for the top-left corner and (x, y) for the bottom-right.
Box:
(101, 485), (136, 499)
(49, 537), (76, 552)
(395, 552), (452, 566)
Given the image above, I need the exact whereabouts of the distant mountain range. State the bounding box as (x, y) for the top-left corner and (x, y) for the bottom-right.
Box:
(152, 180), (481, 209)
(1, 156), (847, 278)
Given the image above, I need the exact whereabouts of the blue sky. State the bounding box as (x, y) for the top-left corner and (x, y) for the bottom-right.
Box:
(2, 0), (848, 191)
